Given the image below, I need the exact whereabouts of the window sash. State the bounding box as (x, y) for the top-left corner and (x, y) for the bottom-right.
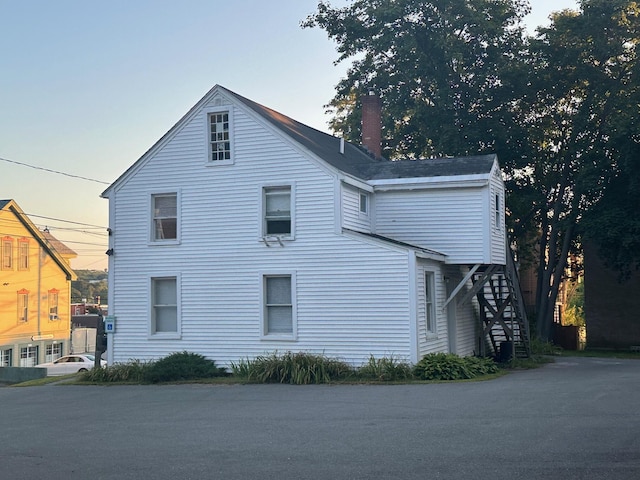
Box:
(18, 293), (28, 323)
(2, 240), (12, 269)
(18, 241), (29, 270)
(49, 292), (59, 320)
(152, 194), (178, 240)
(152, 277), (178, 333)
(359, 192), (368, 214)
(0, 349), (12, 367)
(264, 187), (291, 235)
(265, 276), (293, 334)
(209, 112), (231, 161)
(19, 346), (38, 367)
(425, 272), (436, 334)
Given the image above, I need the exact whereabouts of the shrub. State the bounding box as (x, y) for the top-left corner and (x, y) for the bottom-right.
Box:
(143, 351), (226, 383)
(412, 353), (498, 380)
(357, 355), (413, 382)
(80, 359), (150, 383)
(231, 351), (352, 384)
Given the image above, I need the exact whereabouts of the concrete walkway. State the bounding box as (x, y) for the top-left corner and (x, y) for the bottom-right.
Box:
(1, 356), (639, 479)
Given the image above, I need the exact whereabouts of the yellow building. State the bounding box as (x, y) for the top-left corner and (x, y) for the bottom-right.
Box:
(0, 199), (76, 367)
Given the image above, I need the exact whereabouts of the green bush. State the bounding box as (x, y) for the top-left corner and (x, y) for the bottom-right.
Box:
(357, 355), (413, 381)
(231, 351), (353, 384)
(412, 353), (498, 380)
(143, 351), (227, 383)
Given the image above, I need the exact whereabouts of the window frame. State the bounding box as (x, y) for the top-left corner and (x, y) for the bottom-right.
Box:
(2, 237), (13, 270)
(149, 191), (181, 245)
(45, 343), (62, 363)
(424, 271), (437, 337)
(261, 272), (297, 340)
(261, 184), (295, 241)
(359, 191), (369, 216)
(0, 348), (12, 367)
(204, 106), (234, 166)
(17, 289), (28, 323)
(149, 274), (181, 339)
(18, 238), (29, 270)
(48, 289), (59, 320)
(19, 345), (38, 367)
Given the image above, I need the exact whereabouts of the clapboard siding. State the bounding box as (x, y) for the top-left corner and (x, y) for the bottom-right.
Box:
(375, 188), (486, 264)
(489, 168), (507, 265)
(108, 95), (414, 367)
(342, 183), (371, 233)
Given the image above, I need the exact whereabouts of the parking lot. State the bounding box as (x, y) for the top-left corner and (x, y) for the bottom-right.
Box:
(1, 356), (639, 479)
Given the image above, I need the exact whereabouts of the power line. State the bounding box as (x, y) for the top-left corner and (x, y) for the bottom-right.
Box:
(21, 213), (107, 229)
(0, 155), (111, 185)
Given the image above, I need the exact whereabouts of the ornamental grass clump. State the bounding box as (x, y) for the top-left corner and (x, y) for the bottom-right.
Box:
(231, 351), (353, 384)
(357, 355), (413, 382)
(80, 359), (149, 383)
(412, 353), (498, 381)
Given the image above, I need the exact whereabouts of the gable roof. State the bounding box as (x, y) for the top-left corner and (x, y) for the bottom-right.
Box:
(221, 86), (497, 182)
(0, 199), (77, 280)
(103, 85), (499, 195)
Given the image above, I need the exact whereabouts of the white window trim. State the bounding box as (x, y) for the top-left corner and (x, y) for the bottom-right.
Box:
(148, 190), (181, 246)
(204, 106), (234, 166)
(259, 182), (296, 242)
(148, 274), (182, 340)
(260, 271), (297, 341)
(425, 270), (437, 338)
(358, 190), (370, 217)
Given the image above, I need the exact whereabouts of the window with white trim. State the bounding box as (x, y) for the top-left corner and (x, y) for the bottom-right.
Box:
(264, 186), (292, 236)
(45, 343), (62, 363)
(208, 110), (232, 163)
(0, 348), (12, 367)
(494, 193), (500, 229)
(19, 346), (38, 367)
(359, 191), (369, 215)
(425, 272), (436, 335)
(264, 275), (295, 336)
(48, 289), (59, 320)
(151, 277), (179, 335)
(152, 193), (178, 241)
(17, 290), (28, 323)
(2, 237), (12, 270)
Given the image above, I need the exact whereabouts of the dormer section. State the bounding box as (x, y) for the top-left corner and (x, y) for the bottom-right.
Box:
(341, 180), (373, 234)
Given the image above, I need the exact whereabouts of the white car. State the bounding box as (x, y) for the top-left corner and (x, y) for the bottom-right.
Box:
(36, 354), (106, 376)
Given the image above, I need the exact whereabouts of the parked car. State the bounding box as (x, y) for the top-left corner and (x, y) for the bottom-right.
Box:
(36, 354), (106, 376)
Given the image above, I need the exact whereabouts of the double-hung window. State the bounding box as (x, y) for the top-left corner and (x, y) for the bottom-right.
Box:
(18, 239), (29, 270)
(206, 108), (233, 165)
(0, 348), (12, 367)
(2, 237), (12, 270)
(17, 290), (28, 323)
(264, 186), (292, 237)
(48, 289), (59, 320)
(263, 274), (296, 337)
(151, 276), (179, 336)
(425, 272), (436, 336)
(152, 193), (178, 242)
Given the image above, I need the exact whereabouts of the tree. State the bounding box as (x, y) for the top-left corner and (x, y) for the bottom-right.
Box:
(520, 0), (640, 339)
(307, 0), (640, 342)
(303, 0), (532, 159)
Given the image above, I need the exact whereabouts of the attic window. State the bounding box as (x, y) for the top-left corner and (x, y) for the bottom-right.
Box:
(209, 111), (232, 162)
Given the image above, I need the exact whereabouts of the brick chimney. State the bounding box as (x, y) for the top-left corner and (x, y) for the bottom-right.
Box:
(361, 92), (382, 159)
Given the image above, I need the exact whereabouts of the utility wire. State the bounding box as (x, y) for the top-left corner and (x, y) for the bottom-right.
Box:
(0, 155), (111, 185)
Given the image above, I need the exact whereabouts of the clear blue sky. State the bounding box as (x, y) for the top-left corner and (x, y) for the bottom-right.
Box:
(0, 0), (578, 270)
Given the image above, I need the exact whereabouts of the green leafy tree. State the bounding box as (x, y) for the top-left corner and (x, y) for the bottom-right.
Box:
(307, 0), (640, 342)
(303, 0), (531, 159)
(519, 0), (640, 339)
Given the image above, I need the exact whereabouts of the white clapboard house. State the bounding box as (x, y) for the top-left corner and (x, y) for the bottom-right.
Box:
(102, 85), (529, 367)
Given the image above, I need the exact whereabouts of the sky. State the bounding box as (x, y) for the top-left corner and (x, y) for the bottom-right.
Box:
(0, 0), (578, 271)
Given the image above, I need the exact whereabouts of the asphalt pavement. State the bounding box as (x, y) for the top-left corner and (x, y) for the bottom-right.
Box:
(1, 356), (639, 479)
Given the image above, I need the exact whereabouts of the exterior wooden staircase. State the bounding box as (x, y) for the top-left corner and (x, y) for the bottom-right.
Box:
(457, 246), (531, 360)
